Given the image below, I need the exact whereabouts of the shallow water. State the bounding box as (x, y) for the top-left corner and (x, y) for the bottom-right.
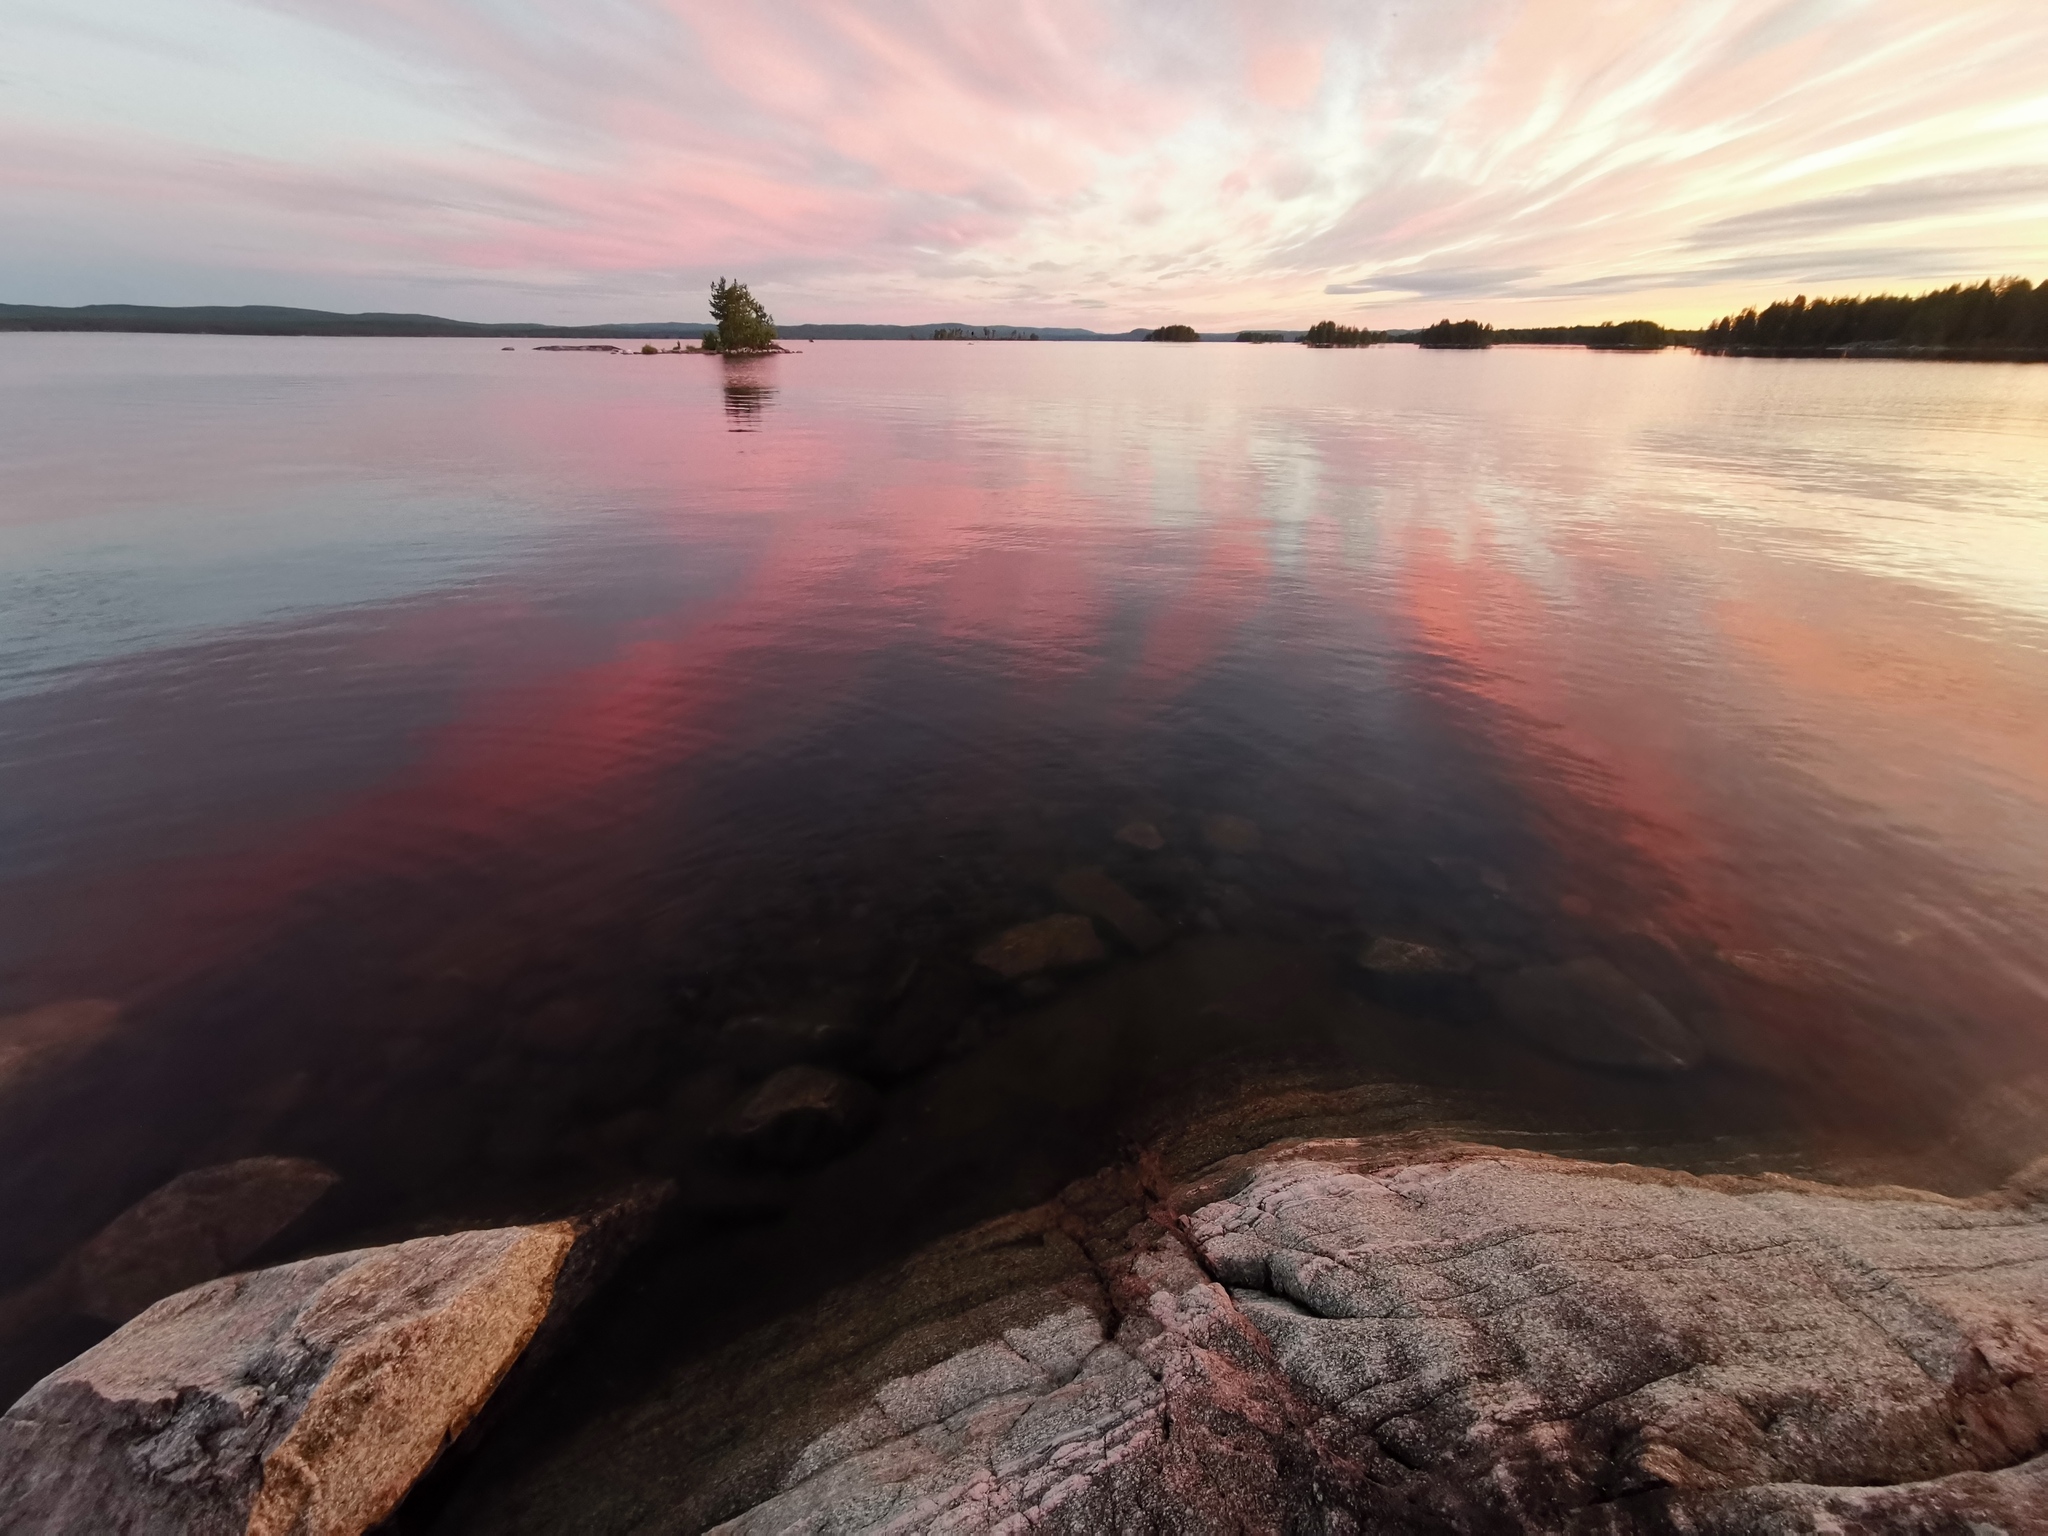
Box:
(3, 335), (2047, 1416)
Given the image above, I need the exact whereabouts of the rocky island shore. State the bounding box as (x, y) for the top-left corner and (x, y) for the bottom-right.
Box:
(4, 1129), (2045, 1533)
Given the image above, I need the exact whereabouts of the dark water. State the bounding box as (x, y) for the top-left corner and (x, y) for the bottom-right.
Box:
(3, 334), (2047, 1416)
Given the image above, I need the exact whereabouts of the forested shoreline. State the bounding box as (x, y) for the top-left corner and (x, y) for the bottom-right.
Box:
(9, 278), (2045, 360)
(1700, 278), (2046, 357)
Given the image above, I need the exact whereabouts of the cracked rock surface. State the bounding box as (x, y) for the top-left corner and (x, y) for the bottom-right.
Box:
(688, 1143), (2048, 1534)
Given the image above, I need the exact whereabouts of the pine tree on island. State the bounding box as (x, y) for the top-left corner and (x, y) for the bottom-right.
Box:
(702, 278), (779, 354)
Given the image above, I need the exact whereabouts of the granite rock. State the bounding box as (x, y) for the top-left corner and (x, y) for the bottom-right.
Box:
(708, 1144), (2048, 1533)
(0, 1227), (568, 1535)
(0, 1186), (671, 1536)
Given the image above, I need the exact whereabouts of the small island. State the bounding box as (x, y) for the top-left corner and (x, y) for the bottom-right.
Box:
(931, 326), (1039, 340)
(1416, 318), (1494, 349)
(1144, 324), (1200, 342)
(692, 278), (790, 356)
(1303, 320), (1378, 348)
(1490, 320), (1668, 350)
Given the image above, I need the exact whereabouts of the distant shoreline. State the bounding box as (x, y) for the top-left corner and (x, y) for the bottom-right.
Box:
(0, 304), (1132, 343)
(6, 302), (2044, 361)
(1693, 343), (2048, 362)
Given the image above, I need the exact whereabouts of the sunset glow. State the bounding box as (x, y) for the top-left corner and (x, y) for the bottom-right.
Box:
(4, 3), (2047, 327)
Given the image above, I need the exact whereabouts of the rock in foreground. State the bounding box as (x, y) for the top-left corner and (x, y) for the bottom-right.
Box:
(0, 1187), (670, 1535)
(703, 1145), (2048, 1533)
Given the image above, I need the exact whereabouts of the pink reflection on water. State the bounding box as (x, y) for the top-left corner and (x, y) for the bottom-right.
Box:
(4, 340), (2046, 1178)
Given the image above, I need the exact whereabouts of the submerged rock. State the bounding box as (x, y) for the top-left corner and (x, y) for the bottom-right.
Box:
(0, 1157), (341, 1383)
(1112, 820), (1165, 851)
(511, 995), (632, 1058)
(866, 969), (977, 1082)
(72, 1156), (341, 1324)
(0, 999), (121, 1119)
(1053, 866), (1170, 953)
(1491, 956), (1704, 1071)
(1356, 935), (1472, 977)
(972, 914), (1106, 980)
(719, 1065), (879, 1168)
(1200, 813), (1262, 854)
(696, 1144), (2048, 1534)
(710, 1001), (859, 1076)
(1357, 935), (1478, 1012)
(0, 1185), (670, 1536)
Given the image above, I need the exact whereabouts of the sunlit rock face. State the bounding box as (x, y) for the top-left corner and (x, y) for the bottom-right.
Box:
(0, 1226), (573, 1535)
(0, 1183), (671, 1536)
(696, 1145), (2048, 1534)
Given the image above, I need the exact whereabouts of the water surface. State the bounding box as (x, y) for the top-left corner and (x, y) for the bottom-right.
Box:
(3, 334), (2047, 1410)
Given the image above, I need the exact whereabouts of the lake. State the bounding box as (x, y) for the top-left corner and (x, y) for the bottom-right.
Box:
(3, 334), (2046, 1453)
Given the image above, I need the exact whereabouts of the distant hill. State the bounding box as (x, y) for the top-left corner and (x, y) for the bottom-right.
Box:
(0, 304), (1177, 341)
(0, 303), (711, 338)
(779, 322), (1117, 340)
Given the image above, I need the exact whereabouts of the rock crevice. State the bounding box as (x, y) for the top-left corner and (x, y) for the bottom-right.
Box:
(703, 1144), (2048, 1533)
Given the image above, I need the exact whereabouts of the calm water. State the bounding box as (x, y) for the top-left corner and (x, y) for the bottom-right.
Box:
(3, 334), (2047, 1412)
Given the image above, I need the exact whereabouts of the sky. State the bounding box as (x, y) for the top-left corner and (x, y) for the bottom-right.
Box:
(2, 0), (2045, 329)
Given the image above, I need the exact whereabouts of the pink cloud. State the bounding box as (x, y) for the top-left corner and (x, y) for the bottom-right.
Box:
(2, 0), (2043, 324)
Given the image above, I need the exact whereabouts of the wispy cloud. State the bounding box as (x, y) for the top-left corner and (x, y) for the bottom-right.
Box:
(1, 0), (2042, 325)
(1326, 267), (1541, 299)
(1686, 166), (2048, 248)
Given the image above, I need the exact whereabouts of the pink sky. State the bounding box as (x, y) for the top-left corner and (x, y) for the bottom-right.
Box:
(3, 0), (2044, 327)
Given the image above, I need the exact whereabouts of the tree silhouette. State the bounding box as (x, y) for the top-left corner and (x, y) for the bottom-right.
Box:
(1700, 279), (2045, 354)
(1302, 321), (1377, 347)
(1416, 319), (1492, 349)
(707, 278), (776, 353)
